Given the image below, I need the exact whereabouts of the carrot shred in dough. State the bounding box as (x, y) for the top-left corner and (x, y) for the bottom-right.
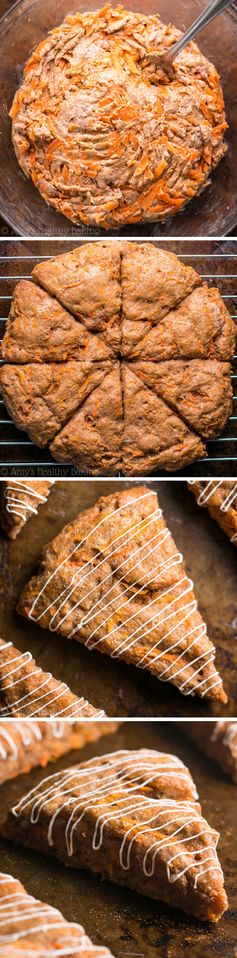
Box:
(10, 4), (227, 229)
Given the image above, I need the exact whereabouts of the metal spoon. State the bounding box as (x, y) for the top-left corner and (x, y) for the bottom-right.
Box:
(147, 0), (234, 74)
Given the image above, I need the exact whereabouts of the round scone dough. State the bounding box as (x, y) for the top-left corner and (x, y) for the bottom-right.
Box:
(10, 4), (227, 229)
(0, 242), (235, 476)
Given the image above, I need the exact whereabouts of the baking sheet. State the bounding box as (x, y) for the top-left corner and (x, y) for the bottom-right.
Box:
(0, 0), (237, 237)
(0, 478), (237, 717)
(0, 720), (236, 958)
(0, 238), (237, 478)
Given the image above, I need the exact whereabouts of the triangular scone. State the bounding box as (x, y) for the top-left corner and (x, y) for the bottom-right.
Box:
(0, 638), (106, 718)
(51, 366), (123, 474)
(121, 242), (200, 354)
(131, 359), (233, 438)
(0, 871), (115, 957)
(0, 720), (118, 784)
(0, 360), (113, 447)
(123, 285), (235, 361)
(188, 481), (237, 547)
(183, 721), (237, 784)
(33, 242), (122, 353)
(121, 366), (206, 474)
(17, 485), (226, 703)
(1, 749), (228, 921)
(0, 480), (54, 539)
(1, 280), (113, 363)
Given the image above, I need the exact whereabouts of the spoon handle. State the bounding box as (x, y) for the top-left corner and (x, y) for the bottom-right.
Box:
(169, 0), (233, 63)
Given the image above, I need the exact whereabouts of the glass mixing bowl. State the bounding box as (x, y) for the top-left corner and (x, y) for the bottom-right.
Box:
(0, 0), (237, 236)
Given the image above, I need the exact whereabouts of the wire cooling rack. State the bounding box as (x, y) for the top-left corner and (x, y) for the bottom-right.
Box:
(0, 239), (236, 478)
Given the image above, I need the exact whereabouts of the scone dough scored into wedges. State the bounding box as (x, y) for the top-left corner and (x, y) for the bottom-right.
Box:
(1, 748), (228, 921)
(0, 242), (235, 476)
(18, 485), (227, 704)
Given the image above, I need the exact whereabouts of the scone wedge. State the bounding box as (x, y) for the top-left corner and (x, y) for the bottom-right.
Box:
(0, 242), (235, 477)
(17, 485), (227, 704)
(188, 480), (237, 547)
(0, 871), (115, 956)
(183, 721), (237, 784)
(0, 479), (54, 540)
(0, 637), (105, 718)
(0, 718), (118, 785)
(1, 748), (228, 921)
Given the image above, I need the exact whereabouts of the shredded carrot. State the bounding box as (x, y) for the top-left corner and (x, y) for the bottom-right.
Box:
(154, 160), (168, 178)
(9, 3), (227, 230)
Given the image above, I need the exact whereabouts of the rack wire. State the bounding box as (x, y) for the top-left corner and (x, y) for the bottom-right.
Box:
(0, 242), (237, 478)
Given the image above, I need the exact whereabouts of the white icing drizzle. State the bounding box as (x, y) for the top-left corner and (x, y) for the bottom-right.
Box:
(0, 721), (44, 760)
(11, 750), (223, 893)
(4, 480), (55, 523)
(189, 480), (237, 542)
(0, 720), (85, 763)
(0, 644), (104, 718)
(0, 873), (111, 955)
(27, 491), (221, 698)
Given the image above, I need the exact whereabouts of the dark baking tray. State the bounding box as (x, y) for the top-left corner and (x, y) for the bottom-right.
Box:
(0, 0), (237, 237)
(0, 238), (237, 478)
(0, 720), (236, 958)
(0, 477), (237, 717)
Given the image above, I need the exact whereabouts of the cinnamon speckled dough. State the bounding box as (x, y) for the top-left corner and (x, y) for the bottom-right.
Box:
(121, 242), (199, 354)
(33, 242), (122, 353)
(17, 485), (227, 704)
(0, 480), (54, 539)
(131, 359), (233, 438)
(0, 242), (235, 476)
(0, 360), (112, 446)
(1, 280), (114, 363)
(10, 6), (227, 229)
(123, 285), (236, 360)
(121, 365), (206, 475)
(51, 366), (123, 474)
